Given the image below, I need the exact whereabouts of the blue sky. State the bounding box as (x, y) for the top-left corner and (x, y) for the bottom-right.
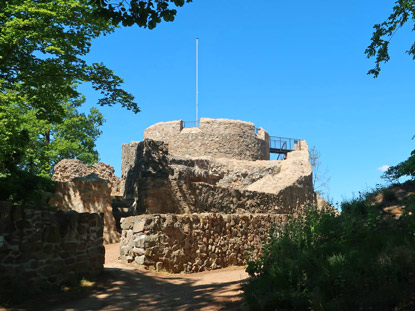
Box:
(79, 0), (415, 207)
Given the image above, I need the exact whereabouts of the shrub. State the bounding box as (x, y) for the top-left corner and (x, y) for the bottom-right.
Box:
(244, 201), (415, 311)
(0, 171), (55, 205)
(382, 188), (397, 202)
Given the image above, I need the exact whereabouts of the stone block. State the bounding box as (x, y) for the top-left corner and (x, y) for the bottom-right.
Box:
(155, 261), (163, 271)
(135, 255), (145, 265)
(132, 247), (145, 256)
(133, 219), (145, 233)
(134, 235), (146, 248)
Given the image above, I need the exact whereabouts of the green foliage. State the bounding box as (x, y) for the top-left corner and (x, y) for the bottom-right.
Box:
(0, 0), (190, 203)
(384, 151), (415, 181)
(0, 0), (134, 179)
(22, 99), (104, 177)
(0, 171), (55, 205)
(0, 0), (138, 119)
(383, 136), (415, 181)
(382, 188), (398, 202)
(366, 0), (415, 77)
(244, 200), (415, 310)
(0, 99), (29, 173)
(92, 0), (193, 29)
(1, 97), (103, 175)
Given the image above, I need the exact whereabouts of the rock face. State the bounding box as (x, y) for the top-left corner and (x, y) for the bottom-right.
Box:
(0, 204), (104, 290)
(122, 138), (315, 215)
(49, 173), (121, 244)
(120, 213), (287, 273)
(53, 159), (123, 196)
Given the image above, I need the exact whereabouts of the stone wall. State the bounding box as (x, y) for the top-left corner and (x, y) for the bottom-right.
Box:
(143, 118), (270, 161)
(49, 174), (120, 244)
(119, 213), (287, 273)
(0, 204), (104, 291)
(122, 139), (314, 215)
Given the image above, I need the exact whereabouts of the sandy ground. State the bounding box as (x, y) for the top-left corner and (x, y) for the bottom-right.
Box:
(47, 243), (249, 311)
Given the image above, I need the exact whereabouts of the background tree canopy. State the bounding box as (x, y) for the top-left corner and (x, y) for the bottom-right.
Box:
(0, 0), (191, 202)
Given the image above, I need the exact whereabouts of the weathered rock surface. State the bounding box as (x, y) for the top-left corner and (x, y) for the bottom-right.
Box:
(120, 213), (287, 273)
(370, 181), (415, 218)
(0, 204), (104, 290)
(49, 174), (120, 244)
(53, 159), (123, 196)
(122, 139), (315, 215)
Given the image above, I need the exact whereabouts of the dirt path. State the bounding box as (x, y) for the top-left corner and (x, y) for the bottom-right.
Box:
(48, 243), (249, 311)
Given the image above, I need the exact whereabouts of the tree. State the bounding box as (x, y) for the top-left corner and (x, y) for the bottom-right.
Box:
(309, 146), (331, 196)
(0, 0), (193, 120)
(0, 0), (191, 202)
(20, 98), (104, 177)
(0, 0), (138, 122)
(365, 0), (415, 77)
(366, 2), (415, 182)
(384, 136), (415, 181)
(0, 0), (192, 177)
(0, 100), (29, 175)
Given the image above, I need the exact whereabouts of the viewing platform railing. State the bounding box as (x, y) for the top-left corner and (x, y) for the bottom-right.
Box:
(269, 136), (301, 153)
(183, 120), (200, 128)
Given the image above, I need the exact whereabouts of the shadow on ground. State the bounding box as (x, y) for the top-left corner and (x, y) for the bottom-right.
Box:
(5, 266), (248, 311)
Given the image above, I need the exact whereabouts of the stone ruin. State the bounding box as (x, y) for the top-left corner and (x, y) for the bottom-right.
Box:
(118, 118), (319, 273)
(43, 118), (321, 273)
(49, 159), (121, 244)
(0, 204), (105, 290)
(52, 159), (123, 196)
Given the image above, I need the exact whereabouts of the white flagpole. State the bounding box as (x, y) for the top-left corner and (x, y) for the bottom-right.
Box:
(196, 37), (199, 123)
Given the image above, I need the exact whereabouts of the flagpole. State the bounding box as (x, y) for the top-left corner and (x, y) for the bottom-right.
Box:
(196, 37), (199, 124)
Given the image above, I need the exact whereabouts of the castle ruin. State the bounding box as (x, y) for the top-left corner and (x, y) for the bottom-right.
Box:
(118, 118), (318, 272)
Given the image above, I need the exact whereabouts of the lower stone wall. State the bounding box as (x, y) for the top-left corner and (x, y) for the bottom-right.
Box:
(0, 204), (105, 291)
(120, 213), (287, 273)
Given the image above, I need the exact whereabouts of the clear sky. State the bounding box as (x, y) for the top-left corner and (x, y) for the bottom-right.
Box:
(78, 0), (415, 207)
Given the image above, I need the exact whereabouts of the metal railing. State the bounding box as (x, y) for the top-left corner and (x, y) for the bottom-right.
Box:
(183, 120), (200, 128)
(269, 136), (301, 152)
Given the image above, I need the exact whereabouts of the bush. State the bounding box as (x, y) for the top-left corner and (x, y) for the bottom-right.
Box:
(244, 201), (415, 311)
(0, 171), (55, 205)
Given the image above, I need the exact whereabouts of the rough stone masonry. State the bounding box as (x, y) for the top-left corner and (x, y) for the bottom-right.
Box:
(120, 213), (288, 273)
(0, 204), (104, 291)
(119, 118), (318, 273)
